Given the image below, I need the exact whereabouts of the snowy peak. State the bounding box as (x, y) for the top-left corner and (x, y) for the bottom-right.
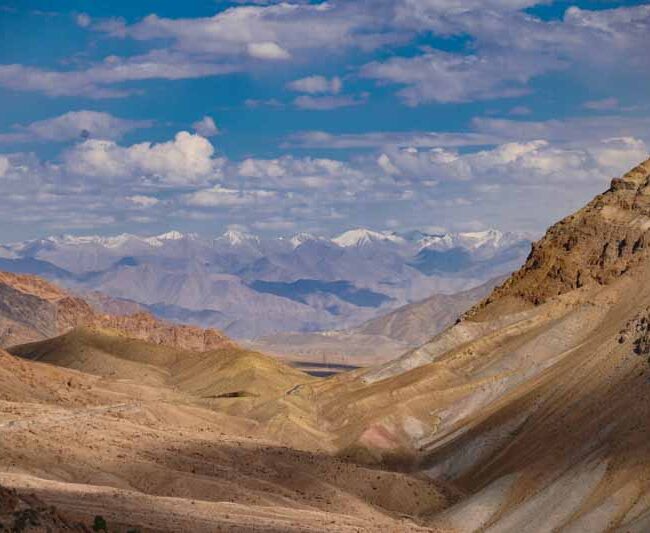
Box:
(417, 229), (530, 252)
(216, 229), (261, 247)
(144, 231), (196, 247)
(40, 233), (140, 249)
(333, 228), (404, 248)
(288, 233), (319, 248)
(153, 230), (186, 241)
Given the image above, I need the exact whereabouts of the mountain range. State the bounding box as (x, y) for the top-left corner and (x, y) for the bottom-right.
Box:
(1, 157), (650, 531)
(0, 227), (531, 339)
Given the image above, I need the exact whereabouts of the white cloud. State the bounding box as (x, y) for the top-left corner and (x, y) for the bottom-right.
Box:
(192, 116), (220, 137)
(589, 137), (648, 172)
(563, 5), (650, 67)
(0, 51), (237, 98)
(472, 116), (650, 144)
(361, 50), (552, 105)
(127, 195), (160, 207)
(376, 138), (649, 185)
(287, 75), (342, 94)
(244, 98), (285, 108)
(9, 1), (647, 106)
(63, 131), (219, 186)
(583, 98), (619, 111)
(75, 13), (91, 28)
(286, 130), (503, 149)
(183, 185), (277, 207)
(361, 4), (650, 105)
(377, 153), (400, 175)
(237, 155), (365, 190)
(247, 42), (291, 60)
(121, 3), (399, 59)
(293, 94), (367, 110)
(252, 218), (297, 230)
(0, 156), (9, 178)
(0, 111), (151, 143)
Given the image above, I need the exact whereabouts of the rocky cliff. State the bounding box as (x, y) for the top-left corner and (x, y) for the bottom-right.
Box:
(467, 157), (650, 318)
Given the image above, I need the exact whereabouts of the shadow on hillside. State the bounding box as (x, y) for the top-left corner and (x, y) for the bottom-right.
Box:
(119, 437), (455, 522)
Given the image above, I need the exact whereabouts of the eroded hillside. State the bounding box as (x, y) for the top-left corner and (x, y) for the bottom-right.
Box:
(0, 271), (231, 351)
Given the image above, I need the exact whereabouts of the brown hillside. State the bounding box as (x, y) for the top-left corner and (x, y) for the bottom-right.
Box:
(467, 157), (650, 319)
(0, 271), (231, 351)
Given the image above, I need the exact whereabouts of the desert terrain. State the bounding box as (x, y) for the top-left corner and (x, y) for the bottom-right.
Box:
(2, 158), (650, 531)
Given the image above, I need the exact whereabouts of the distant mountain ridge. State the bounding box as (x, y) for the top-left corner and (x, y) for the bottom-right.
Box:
(0, 227), (532, 338)
(248, 275), (504, 367)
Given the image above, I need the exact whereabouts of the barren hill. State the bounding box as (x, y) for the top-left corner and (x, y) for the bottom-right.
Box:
(353, 276), (504, 345)
(0, 271), (231, 351)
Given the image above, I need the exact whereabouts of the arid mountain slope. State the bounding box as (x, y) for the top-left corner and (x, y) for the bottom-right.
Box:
(0, 485), (90, 532)
(0, 271), (231, 351)
(295, 157), (650, 531)
(353, 276), (504, 345)
(468, 158), (650, 319)
(10, 327), (314, 402)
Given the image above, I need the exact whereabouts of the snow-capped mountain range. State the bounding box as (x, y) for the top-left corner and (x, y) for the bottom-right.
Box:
(0, 228), (533, 338)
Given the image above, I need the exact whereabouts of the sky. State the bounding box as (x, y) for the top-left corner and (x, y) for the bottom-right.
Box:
(0, 0), (648, 242)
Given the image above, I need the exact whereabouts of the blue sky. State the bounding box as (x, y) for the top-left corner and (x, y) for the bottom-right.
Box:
(0, 0), (648, 242)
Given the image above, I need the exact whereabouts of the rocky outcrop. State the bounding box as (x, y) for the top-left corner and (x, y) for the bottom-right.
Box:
(0, 271), (231, 351)
(0, 485), (90, 532)
(89, 312), (232, 352)
(467, 158), (650, 318)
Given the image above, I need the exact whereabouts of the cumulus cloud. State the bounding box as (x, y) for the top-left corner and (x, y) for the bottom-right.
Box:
(287, 76), (342, 94)
(377, 137), (649, 185)
(237, 155), (365, 191)
(509, 106), (532, 116)
(8, 1), (647, 106)
(361, 3), (650, 105)
(127, 195), (160, 207)
(0, 110), (647, 238)
(247, 42), (291, 60)
(192, 116), (220, 137)
(472, 116), (650, 144)
(63, 131), (219, 186)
